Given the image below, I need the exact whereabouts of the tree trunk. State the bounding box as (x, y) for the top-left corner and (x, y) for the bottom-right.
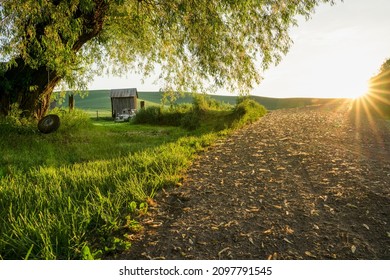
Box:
(0, 0), (109, 119)
(0, 58), (61, 119)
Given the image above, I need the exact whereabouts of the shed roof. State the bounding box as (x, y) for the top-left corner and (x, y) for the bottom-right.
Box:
(110, 88), (138, 98)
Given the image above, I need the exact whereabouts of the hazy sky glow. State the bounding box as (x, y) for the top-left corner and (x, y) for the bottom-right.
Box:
(89, 0), (390, 99)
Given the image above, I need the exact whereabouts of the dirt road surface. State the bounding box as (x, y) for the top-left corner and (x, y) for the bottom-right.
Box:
(120, 101), (390, 260)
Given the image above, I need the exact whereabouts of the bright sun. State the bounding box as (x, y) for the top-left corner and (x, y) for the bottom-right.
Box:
(342, 78), (370, 99)
(299, 68), (372, 100)
(314, 81), (368, 99)
(348, 89), (368, 100)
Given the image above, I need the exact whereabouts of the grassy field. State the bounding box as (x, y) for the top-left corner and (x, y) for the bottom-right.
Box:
(0, 96), (266, 259)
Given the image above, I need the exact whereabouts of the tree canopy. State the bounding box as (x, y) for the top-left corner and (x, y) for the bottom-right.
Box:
(0, 0), (337, 118)
(367, 58), (390, 117)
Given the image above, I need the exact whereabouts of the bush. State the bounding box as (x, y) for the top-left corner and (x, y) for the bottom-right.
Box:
(0, 103), (36, 134)
(133, 106), (163, 125)
(180, 111), (201, 130)
(232, 97), (267, 128)
(192, 94), (209, 114)
(133, 106), (186, 126)
(192, 94), (232, 113)
(132, 95), (266, 131)
(133, 104), (198, 129)
(161, 105), (190, 126)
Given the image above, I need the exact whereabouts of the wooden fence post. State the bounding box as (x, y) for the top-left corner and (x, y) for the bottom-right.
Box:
(69, 94), (74, 111)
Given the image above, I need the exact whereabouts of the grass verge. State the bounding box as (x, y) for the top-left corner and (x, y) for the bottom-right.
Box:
(0, 96), (266, 259)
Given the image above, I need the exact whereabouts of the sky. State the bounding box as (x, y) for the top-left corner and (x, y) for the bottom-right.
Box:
(89, 0), (390, 99)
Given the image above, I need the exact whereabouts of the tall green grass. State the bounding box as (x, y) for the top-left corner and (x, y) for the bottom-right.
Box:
(134, 94), (235, 131)
(0, 96), (266, 259)
(0, 138), (211, 259)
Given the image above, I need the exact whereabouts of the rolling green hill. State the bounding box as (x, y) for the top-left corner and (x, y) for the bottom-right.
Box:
(57, 90), (343, 114)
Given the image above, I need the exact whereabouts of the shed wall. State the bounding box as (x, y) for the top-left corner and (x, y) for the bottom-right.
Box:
(111, 97), (137, 117)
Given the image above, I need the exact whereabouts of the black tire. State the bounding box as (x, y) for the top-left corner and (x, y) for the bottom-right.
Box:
(38, 114), (60, 134)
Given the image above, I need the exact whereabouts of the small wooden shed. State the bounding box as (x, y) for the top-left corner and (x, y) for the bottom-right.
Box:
(110, 88), (138, 118)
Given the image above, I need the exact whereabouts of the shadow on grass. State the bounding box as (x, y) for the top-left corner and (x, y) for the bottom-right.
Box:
(0, 109), (234, 259)
(0, 98), (266, 260)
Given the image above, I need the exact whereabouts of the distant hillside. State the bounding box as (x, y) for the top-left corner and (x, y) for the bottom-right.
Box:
(57, 90), (343, 112)
(248, 96), (341, 110)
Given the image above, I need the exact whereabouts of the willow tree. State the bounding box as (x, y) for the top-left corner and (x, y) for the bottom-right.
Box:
(369, 58), (390, 94)
(367, 58), (390, 117)
(0, 0), (337, 119)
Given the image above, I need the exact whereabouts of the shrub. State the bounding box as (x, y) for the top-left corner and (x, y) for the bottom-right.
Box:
(180, 111), (201, 130)
(192, 94), (232, 113)
(133, 106), (162, 125)
(192, 94), (209, 114)
(133, 104), (196, 128)
(0, 103), (36, 134)
(161, 105), (190, 126)
(132, 95), (263, 131)
(232, 97), (267, 128)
